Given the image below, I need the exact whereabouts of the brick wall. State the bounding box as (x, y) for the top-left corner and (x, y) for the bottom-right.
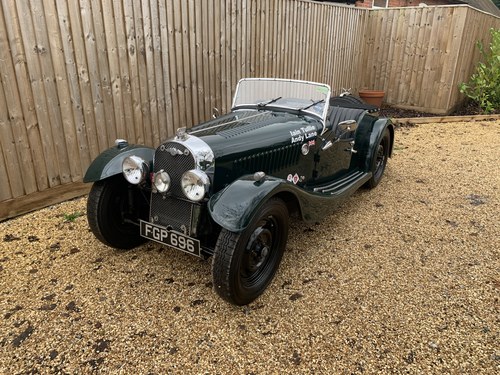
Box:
(355, 0), (373, 8)
(355, 0), (459, 7)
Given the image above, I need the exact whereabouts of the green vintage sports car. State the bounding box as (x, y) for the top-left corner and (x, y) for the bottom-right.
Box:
(84, 78), (394, 305)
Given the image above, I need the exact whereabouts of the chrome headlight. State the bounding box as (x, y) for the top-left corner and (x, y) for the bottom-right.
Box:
(153, 170), (171, 193)
(181, 170), (210, 202)
(122, 156), (148, 184)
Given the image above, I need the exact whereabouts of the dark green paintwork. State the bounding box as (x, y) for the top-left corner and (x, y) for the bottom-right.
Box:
(199, 109), (393, 232)
(84, 106), (393, 235)
(190, 110), (323, 192)
(208, 170), (372, 232)
(83, 144), (155, 183)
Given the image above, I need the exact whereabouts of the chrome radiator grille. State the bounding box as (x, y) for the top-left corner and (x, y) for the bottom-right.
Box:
(150, 141), (196, 234)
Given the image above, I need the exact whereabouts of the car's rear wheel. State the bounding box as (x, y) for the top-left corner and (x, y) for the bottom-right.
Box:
(87, 175), (148, 249)
(212, 198), (289, 305)
(365, 128), (390, 189)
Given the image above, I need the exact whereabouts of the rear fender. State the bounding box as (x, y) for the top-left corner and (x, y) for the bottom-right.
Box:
(364, 118), (394, 171)
(208, 175), (291, 233)
(83, 145), (155, 183)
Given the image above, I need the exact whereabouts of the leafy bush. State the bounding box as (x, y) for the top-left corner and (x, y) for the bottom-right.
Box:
(459, 28), (500, 114)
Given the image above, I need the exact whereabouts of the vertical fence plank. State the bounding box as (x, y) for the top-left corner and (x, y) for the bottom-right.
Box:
(141, 0), (159, 145)
(80, 0), (109, 152)
(90, 0), (117, 146)
(164, 0), (180, 135)
(229, 0), (238, 101)
(66, 0), (100, 159)
(180, 0), (193, 125)
(44, 0), (83, 181)
(112, 0), (136, 142)
(0, 77), (23, 198)
(200, 0), (211, 121)
(151, 0), (167, 143)
(0, 2), (37, 194)
(170, 0), (186, 127)
(214, 1), (222, 110)
(15, 0), (59, 188)
(2, 0), (48, 192)
(102, 0), (125, 141)
(55, 1), (92, 173)
(123, 0), (144, 144)
(31, 0), (73, 185)
(193, 0), (205, 123)
(158, 0), (174, 139)
(134, 0), (152, 146)
(0, 142), (12, 200)
(188, 0), (199, 125)
(142, 0), (159, 145)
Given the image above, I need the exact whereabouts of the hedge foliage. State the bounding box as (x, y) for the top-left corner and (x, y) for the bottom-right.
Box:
(459, 28), (500, 114)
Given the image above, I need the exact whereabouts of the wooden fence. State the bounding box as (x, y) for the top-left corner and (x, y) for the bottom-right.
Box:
(0, 0), (499, 220)
(362, 5), (500, 113)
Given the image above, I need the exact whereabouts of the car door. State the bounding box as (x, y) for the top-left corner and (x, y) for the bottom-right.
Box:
(312, 107), (364, 183)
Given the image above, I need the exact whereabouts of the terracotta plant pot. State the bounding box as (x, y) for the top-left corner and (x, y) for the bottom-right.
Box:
(358, 90), (385, 108)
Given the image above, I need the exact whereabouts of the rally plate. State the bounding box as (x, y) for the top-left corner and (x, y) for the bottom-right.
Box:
(140, 220), (201, 257)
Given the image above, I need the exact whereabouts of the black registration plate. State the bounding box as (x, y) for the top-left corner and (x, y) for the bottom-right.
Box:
(140, 220), (201, 257)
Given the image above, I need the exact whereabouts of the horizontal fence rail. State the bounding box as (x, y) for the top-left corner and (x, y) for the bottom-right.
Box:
(0, 0), (499, 220)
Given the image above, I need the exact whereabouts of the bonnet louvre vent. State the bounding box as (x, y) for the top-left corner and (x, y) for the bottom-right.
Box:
(216, 113), (276, 139)
(190, 111), (273, 137)
(233, 144), (301, 174)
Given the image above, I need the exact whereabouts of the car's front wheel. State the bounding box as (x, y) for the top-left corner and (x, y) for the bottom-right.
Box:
(87, 175), (148, 249)
(365, 128), (390, 189)
(212, 198), (289, 305)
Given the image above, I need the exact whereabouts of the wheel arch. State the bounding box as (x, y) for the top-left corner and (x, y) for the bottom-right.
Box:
(87, 174), (148, 249)
(364, 118), (394, 171)
(208, 175), (303, 233)
(83, 145), (155, 183)
(274, 190), (302, 219)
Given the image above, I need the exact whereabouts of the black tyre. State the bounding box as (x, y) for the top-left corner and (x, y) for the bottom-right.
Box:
(365, 128), (390, 189)
(212, 198), (289, 305)
(87, 175), (148, 249)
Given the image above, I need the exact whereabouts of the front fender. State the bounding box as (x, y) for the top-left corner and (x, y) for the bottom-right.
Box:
(83, 145), (155, 183)
(208, 176), (287, 233)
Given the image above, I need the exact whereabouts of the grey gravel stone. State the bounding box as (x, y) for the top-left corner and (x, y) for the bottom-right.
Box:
(0, 120), (498, 373)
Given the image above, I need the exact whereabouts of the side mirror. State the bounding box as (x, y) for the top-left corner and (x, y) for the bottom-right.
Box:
(321, 119), (358, 151)
(338, 119), (358, 133)
(212, 107), (220, 119)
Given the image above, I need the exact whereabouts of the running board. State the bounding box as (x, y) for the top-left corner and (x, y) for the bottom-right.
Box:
(312, 170), (370, 194)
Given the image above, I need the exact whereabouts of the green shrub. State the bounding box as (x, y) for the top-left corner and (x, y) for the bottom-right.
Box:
(459, 28), (500, 114)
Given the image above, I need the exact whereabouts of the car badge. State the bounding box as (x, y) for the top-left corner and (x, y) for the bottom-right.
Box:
(287, 173), (300, 185)
(301, 143), (310, 155)
(165, 147), (183, 156)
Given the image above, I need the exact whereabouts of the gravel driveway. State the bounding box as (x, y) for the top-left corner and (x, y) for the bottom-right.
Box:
(1, 121), (499, 374)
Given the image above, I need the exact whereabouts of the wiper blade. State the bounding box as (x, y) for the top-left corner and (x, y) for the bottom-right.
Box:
(257, 96), (282, 107)
(299, 99), (325, 111)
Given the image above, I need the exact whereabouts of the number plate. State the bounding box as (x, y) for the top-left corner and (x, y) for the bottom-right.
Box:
(140, 220), (201, 257)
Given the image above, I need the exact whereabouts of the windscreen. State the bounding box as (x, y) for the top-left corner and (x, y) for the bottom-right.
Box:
(232, 78), (331, 122)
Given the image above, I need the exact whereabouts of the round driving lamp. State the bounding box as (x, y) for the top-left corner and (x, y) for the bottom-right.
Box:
(122, 156), (148, 184)
(153, 170), (171, 193)
(181, 170), (210, 202)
